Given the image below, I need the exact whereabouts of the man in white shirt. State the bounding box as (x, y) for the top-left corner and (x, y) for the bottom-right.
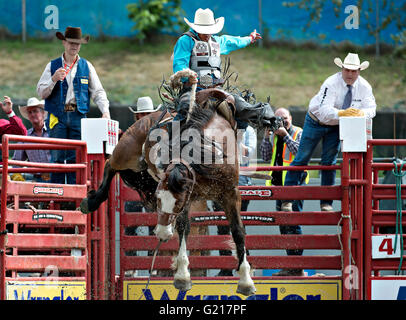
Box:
(282, 53), (376, 213)
(37, 26), (110, 184)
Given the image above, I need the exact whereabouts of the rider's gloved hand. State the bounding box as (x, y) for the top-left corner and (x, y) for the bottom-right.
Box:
(249, 29), (262, 43)
(338, 107), (364, 117)
(188, 73), (198, 85)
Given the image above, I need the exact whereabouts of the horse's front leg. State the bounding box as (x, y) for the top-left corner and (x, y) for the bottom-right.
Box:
(172, 210), (192, 291)
(222, 188), (256, 296)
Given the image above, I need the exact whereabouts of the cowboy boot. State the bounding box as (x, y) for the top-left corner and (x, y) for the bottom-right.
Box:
(231, 94), (282, 130)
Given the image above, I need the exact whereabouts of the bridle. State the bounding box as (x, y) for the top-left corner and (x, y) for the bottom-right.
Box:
(157, 158), (196, 226)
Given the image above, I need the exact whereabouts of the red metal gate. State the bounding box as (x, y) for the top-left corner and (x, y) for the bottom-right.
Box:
(0, 135), (88, 299)
(363, 139), (406, 299)
(114, 160), (361, 300)
(0, 135), (113, 300)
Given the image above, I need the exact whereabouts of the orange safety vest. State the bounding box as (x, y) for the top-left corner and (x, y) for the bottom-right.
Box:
(265, 125), (309, 186)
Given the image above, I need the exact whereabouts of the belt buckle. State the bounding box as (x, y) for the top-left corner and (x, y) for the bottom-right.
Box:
(199, 74), (213, 88)
(65, 104), (75, 112)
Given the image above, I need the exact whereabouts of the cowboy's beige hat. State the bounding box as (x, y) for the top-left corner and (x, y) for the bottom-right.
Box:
(19, 97), (47, 120)
(334, 53), (369, 71)
(56, 26), (90, 44)
(128, 96), (158, 114)
(184, 8), (224, 35)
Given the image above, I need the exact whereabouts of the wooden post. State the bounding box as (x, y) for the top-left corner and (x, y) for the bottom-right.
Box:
(22, 0), (26, 43)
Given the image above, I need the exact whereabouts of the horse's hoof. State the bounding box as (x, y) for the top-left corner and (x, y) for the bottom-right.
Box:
(79, 199), (90, 214)
(173, 279), (192, 292)
(236, 285), (256, 296)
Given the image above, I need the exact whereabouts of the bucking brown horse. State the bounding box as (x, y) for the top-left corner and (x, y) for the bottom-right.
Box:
(80, 87), (260, 296)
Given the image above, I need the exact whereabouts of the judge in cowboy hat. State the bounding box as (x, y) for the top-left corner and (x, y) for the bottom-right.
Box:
(18, 97), (48, 135)
(12, 97), (52, 182)
(172, 8), (277, 129)
(18, 97), (48, 122)
(128, 96), (160, 121)
(279, 52), (377, 244)
(37, 26), (110, 184)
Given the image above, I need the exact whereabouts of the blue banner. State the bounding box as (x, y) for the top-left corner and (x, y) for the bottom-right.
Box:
(1, 0), (401, 45)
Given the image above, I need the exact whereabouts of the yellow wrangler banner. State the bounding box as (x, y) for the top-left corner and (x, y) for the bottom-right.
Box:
(6, 281), (86, 300)
(124, 279), (341, 300)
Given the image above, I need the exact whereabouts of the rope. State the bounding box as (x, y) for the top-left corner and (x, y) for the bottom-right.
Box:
(137, 239), (163, 300)
(169, 68), (198, 122)
(337, 214), (356, 267)
(337, 213), (356, 296)
(392, 158), (406, 275)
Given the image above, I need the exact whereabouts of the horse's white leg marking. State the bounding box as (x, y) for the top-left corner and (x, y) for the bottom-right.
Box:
(236, 252), (256, 295)
(154, 224), (173, 241)
(154, 190), (177, 241)
(173, 233), (191, 287)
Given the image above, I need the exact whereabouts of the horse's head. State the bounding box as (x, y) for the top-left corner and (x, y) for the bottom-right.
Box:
(154, 160), (196, 241)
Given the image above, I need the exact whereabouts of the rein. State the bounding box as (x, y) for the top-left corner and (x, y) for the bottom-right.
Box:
(139, 158), (196, 299)
(137, 238), (163, 300)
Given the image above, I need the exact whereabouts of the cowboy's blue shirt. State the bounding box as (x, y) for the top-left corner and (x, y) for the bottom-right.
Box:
(173, 29), (251, 75)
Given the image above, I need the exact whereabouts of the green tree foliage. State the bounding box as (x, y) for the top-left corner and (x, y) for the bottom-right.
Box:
(127, 0), (187, 42)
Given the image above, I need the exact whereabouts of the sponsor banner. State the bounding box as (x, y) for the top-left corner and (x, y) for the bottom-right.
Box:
(240, 189), (272, 197)
(124, 279), (341, 300)
(32, 213), (64, 222)
(192, 215), (274, 223)
(6, 281), (86, 300)
(371, 279), (406, 300)
(33, 186), (64, 196)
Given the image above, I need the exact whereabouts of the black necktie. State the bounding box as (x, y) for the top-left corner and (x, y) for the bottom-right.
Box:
(342, 85), (352, 109)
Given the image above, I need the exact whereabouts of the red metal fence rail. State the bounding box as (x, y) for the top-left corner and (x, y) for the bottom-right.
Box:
(364, 139), (406, 299)
(0, 134), (89, 300)
(115, 160), (361, 300)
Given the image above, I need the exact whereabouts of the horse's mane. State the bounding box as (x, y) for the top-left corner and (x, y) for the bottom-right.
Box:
(181, 102), (215, 133)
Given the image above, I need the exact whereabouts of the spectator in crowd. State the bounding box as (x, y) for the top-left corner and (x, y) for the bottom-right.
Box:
(0, 96), (27, 137)
(126, 96), (159, 216)
(214, 121), (256, 276)
(260, 107), (308, 276)
(125, 97), (160, 275)
(10, 97), (51, 182)
(281, 53), (376, 213)
(0, 95), (27, 204)
(128, 96), (159, 122)
(0, 95), (27, 166)
(37, 26), (110, 184)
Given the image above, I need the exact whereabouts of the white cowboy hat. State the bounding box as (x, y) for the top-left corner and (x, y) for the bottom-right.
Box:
(184, 8), (224, 35)
(19, 97), (47, 120)
(128, 96), (157, 114)
(334, 53), (369, 71)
